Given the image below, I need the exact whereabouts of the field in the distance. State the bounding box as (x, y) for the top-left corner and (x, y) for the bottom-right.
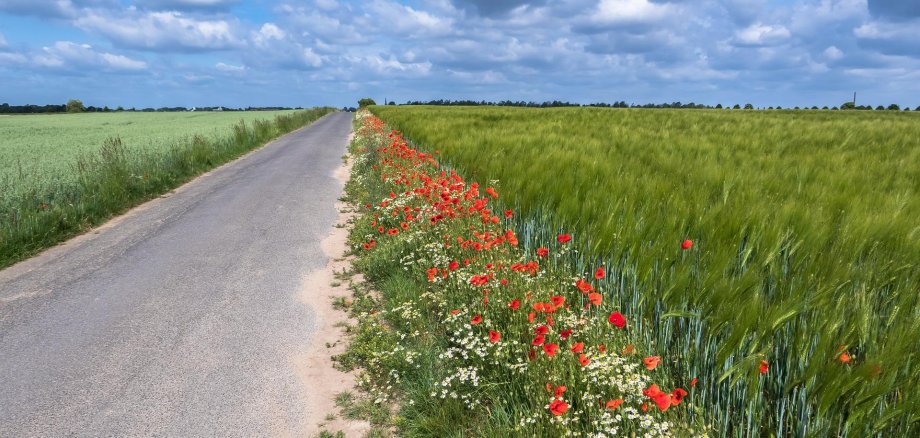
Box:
(0, 111), (296, 195)
(370, 105), (920, 434)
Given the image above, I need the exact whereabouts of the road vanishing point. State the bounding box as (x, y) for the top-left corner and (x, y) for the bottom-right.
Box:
(0, 111), (354, 436)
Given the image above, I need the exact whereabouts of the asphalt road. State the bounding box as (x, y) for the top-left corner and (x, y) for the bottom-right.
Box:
(0, 111), (354, 437)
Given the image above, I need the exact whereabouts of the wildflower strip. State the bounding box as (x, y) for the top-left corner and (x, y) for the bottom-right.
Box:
(345, 110), (707, 436)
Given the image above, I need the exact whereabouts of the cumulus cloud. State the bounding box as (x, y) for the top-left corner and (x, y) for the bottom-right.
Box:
(823, 45), (844, 61)
(134, 0), (239, 11)
(854, 20), (920, 56)
(32, 41), (147, 71)
(593, 0), (673, 25)
(733, 22), (791, 46)
(74, 9), (242, 52)
(215, 61), (244, 72)
(867, 0), (920, 21)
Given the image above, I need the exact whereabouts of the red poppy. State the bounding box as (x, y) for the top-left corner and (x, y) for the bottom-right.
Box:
(575, 279), (594, 294)
(504, 209), (513, 218)
(527, 312), (536, 323)
(643, 384), (672, 412)
(690, 377), (698, 388)
(450, 309), (461, 315)
(643, 356), (661, 370)
(543, 343), (559, 357)
(681, 239), (693, 250)
(536, 247), (549, 257)
(489, 330), (501, 343)
(578, 353), (590, 367)
(508, 299), (521, 310)
(387, 228), (399, 235)
(448, 261), (460, 271)
(549, 399), (569, 416)
(554, 385), (567, 398)
(534, 325), (549, 335)
(759, 360), (769, 375)
(486, 187), (499, 198)
(605, 399), (624, 410)
(550, 295), (565, 307)
(532, 335), (545, 346)
(595, 267), (605, 280)
(671, 388), (688, 406)
(839, 351), (852, 363)
(597, 344), (607, 353)
(588, 292), (602, 306)
(557, 234), (572, 243)
(622, 344), (635, 355)
(608, 311), (626, 328)
(571, 342), (584, 353)
(559, 328), (572, 340)
(471, 315), (483, 325)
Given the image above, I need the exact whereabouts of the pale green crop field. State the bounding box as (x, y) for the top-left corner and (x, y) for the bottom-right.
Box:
(0, 111), (295, 194)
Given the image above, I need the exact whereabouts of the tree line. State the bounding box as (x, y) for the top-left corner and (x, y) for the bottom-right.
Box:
(394, 99), (920, 111)
(0, 100), (303, 114)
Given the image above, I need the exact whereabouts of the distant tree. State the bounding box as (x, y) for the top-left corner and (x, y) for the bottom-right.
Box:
(66, 99), (85, 113)
(732, 104), (741, 109)
(358, 98), (377, 108)
(822, 106), (828, 110)
(387, 101), (396, 106)
(915, 105), (920, 111)
(875, 105), (885, 111)
(840, 101), (855, 110)
(887, 103), (900, 111)
(715, 103), (723, 109)
(743, 103), (753, 110)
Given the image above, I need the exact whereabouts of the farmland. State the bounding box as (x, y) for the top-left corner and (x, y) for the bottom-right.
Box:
(0, 111), (297, 196)
(0, 108), (334, 267)
(355, 106), (920, 435)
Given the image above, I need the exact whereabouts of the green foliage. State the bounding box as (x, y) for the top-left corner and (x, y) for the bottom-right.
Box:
(0, 108), (335, 268)
(359, 98), (377, 108)
(65, 99), (85, 113)
(368, 105), (920, 435)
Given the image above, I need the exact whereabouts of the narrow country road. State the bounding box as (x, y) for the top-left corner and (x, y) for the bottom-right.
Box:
(0, 111), (354, 436)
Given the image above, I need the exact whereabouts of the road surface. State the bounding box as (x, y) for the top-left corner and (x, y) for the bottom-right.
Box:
(0, 111), (354, 436)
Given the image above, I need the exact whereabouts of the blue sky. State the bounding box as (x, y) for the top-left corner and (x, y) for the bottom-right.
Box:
(0, 0), (918, 108)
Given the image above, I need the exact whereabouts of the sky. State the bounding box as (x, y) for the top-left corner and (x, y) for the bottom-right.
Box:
(0, 0), (918, 108)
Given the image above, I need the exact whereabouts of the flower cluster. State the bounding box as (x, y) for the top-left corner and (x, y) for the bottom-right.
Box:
(348, 110), (708, 436)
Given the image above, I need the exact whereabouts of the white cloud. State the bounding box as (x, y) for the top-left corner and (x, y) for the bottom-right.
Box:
(593, 0), (673, 24)
(215, 62), (244, 72)
(32, 41), (147, 71)
(0, 32), (7, 48)
(74, 9), (241, 51)
(363, 54), (432, 77)
(823, 45), (844, 60)
(734, 22), (791, 46)
(364, 0), (454, 37)
(302, 47), (323, 68)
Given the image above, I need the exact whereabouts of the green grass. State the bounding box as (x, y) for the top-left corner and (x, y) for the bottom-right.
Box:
(369, 105), (920, 435)
(0, 108), (335, 268)
(0, 111), (298, 195)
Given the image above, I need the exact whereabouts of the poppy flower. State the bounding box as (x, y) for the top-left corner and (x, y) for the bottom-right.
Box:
(557, 234), (572, 243)
(471, 315), (483, 325)
(532, 335), (545, 346)
(608, 311), (626, 328)
(671, 388), (688, 405)
(550, 295), (565, 307)
(575, 279), (594, 294)
(643, 356), (661, 370)
(571, 342), (584, 353)
(839, 351), (852, 363)
(450, 309), (461, 315)
(588, 292), (602, 306)
(605, 399), (624, 410)
(643, 384), (672, 412)
(543, 343), (559, 357)
(527, 312), (536, 323)
(597, 344), (607, 353)
(504, 209), (513, 218)
(595, 267), (605, 280)
(508, 299), (521, 310)
(559, 328), (572, 340)
(681, 239), (693, 250)
(759, 360), (769, 375)
(486, 187), (499, 198)
(448, 261), (460, 271)
(554, 385), (567, 398)
(536, 247), (549, 257)
(534, 325), (549, 335)
(549, 399), (569, 416)
(489, 330), (501, 343)
(690, 377), (698, 388)
(578, 353), (590, 367)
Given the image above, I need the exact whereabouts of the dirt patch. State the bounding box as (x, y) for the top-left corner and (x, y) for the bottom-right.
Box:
(293, 138), (369, 437)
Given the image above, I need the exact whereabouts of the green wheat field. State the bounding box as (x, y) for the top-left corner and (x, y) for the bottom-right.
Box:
(370, 105), (920, 434)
